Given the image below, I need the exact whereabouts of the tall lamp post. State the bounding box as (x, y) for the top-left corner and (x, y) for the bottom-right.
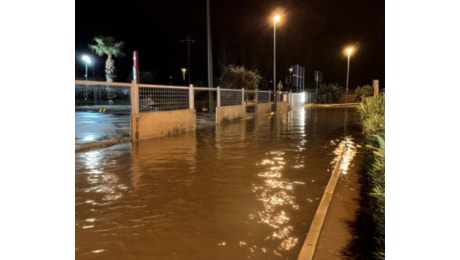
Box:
(181, 68), (187, 82)
(344, 46), (354, 103)
(273, 14), (280, 106)
(81, 54), (92, 104)
(181, 35), (195, 85)
(82, 54), (91, 80)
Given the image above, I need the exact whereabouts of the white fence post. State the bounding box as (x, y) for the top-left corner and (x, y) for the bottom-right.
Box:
(131, 80), (139, 114)
(215, 87), (220, 125)
(242, 88), (245, 105)
(217, 87), (221, 107)
(189, 85), (194, 109)
(130, 80), (139, 143)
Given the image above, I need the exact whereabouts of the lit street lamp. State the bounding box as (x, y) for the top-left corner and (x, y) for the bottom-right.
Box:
(181, 68), (187, 82)
(82, 54), (92, 80)
(344, 46), (354, 103)
(273, 14), (280, 105)
(81, 54), (92, 104)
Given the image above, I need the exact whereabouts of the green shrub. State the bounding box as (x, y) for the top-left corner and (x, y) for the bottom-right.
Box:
(355, 84), (374, 102)
(316, 83), (342, 103)
(360, 95), (385, 259)
(218, 65), (261, 90)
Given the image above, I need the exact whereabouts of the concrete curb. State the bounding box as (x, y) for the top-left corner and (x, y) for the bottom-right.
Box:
(304, 103), (361, 108)
(75, 138), (130, 153)
(297, 145), (346, 260)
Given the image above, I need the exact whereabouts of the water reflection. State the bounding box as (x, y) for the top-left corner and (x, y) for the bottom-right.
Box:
(331, 136), (359, 175)
(75, 143), (133, 257)
(248, 150), (300, 257)
(130, 132), (198, 189)
(77, 148), (129, 206)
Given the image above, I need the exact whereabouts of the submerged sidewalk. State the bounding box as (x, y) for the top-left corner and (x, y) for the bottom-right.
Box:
(303, 146), (365, 259)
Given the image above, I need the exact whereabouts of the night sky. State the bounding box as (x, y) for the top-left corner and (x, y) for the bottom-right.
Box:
(75, 0), (384, 89)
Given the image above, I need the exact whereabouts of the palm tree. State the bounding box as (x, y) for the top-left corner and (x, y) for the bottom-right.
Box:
(88, 36), (125, 82)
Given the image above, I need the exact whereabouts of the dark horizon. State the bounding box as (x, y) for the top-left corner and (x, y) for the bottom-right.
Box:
(75, 0), (384, 89)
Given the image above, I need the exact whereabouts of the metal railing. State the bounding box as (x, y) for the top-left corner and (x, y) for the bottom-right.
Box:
(75, 80), (132, 111)
(75, 80), (274, 113)
(139, 84), (189, 112)
(258, 90), (271, 103)
(219, 88), (243, 106)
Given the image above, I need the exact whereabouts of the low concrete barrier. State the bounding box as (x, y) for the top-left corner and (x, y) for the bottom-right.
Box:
(216, 105), (246, 124)
(256, 103), (272, 115)
(131, 109), (196, 142)
(277, 101), (289, 114)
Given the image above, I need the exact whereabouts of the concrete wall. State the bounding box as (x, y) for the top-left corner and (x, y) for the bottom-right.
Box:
(277, 102), (289, 114)
(256, 103), (272, 115)
(216, 105), (246, 124)
(131, 109), (196, 142)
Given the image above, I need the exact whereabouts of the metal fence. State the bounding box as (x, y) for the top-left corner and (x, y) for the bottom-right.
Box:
(75, 80), (274, 114)
(139, 85), (189, 112)
(75, 81), (131, 107)
(258, 91), (271, 103)
(304, 89), (315, 104)
(220, 88), (243, 106)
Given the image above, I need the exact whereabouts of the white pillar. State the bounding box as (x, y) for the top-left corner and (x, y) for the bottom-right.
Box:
(131, 80), (139, 114)
(217, 87), (221, 107)
(189, 85), (194, 109)
(373, 80), (379, 96)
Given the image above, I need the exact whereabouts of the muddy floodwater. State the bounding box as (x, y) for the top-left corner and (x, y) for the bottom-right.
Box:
(75, 106), (363, 260)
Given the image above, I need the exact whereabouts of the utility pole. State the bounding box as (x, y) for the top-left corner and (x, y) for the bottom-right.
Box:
(207, 0), (214, 112)
(207, 0), (213, 89)
(181, 35), (195, 85)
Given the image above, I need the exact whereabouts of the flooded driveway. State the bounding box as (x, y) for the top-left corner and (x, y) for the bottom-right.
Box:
(75, 106), (363, 259)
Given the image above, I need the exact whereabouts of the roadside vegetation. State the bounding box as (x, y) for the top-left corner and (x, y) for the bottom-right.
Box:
(360, 94), (385, 259)
(218, 64), (262, 103)
(354, 84), (374, 102)
(218, 64), (262, 90)
(316, 83), (343, 103)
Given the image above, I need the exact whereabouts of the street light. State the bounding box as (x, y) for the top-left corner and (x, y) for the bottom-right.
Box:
(273, 14), (280, 106)
(181, 68), (187, 82)
(344, 46), (354, 103)
(82, 54), (92, 80)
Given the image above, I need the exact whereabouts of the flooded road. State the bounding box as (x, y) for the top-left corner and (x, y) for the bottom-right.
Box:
(75, 112), (130, 145)
(75, 106), (363, 260)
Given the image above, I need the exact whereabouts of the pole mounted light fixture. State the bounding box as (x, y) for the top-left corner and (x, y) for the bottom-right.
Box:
(273, 14), (281, 108)
(344, 46), (354, 103)
(181, 68), (187, 82)
(82, 54), (92, 80)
